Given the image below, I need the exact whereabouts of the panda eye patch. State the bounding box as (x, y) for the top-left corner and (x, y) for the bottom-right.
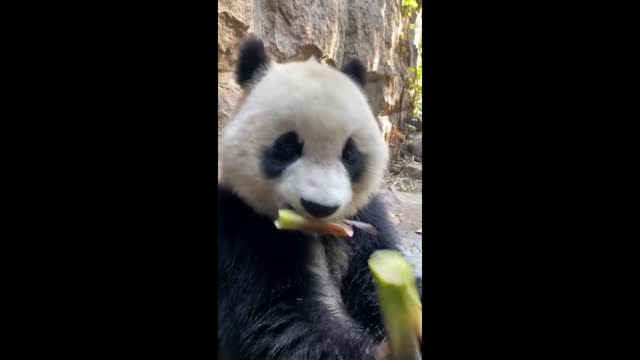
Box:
(272, 131), (303, 161)
(261, 131), (303, 178)
(341, 137), (366, 182)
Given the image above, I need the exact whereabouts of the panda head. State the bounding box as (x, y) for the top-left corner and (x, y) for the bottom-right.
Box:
(220, 37), (389, 221)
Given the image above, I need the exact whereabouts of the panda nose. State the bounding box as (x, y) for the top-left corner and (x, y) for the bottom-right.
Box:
(300, 198), (339, 218)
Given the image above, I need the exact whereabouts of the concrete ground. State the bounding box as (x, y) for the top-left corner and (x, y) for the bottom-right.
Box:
(378, 188), (422, 277)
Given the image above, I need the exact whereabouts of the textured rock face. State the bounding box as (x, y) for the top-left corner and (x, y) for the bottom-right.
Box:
(408, 132), (422, 160)
(218, 0), (253, 73)
(402, 161), (422, 180)
(217, 72), (242, 137)
(217, 0), (419, 128)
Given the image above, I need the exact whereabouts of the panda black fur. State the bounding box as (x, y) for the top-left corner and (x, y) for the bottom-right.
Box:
(218, 37), (421, 360)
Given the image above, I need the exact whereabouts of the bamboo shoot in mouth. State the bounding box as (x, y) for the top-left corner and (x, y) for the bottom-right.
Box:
(274, 209), (378, 237)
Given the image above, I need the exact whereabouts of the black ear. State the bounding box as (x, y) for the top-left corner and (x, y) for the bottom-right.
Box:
(341, 58), (367, 87)
(236, 37), (270, 87)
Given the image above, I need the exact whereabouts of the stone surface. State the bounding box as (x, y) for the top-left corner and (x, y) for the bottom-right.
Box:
(408, 132), (422, 160)
(218, 142), (223, 180)
(218, 0), (420, 128)
(377, 115), (393, 143)
(402, 161), (422, 180)
(218, 72), (243, 132)
(218, 0), (253, 72)
(405, 256), (422, 278)
(405, 116), (422, 132)
(378, 188), (422, 263)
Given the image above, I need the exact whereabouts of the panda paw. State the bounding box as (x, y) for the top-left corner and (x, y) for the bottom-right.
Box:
(374, 339), (392, 360)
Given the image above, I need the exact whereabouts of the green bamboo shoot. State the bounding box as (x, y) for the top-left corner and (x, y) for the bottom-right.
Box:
(274, 209), (355, 237)
(369, 250), (422, 360)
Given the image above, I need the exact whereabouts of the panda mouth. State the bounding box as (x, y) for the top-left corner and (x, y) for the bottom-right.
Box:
(282, 202), (341, 222)
(274, 208), (378, 237)
(282, 202), (326, 220)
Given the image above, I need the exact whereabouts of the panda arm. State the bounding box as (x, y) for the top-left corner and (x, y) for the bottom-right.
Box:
(341, 195), (422, 338)
(218, 193), (382, 359)
(219, 253), (382, 360)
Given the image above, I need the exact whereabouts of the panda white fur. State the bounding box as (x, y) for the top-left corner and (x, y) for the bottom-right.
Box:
(218, 37), (420, 360)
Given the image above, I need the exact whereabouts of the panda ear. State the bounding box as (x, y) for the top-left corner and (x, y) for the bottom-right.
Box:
(236, 37), (270, 87)
(341, 58), (367, 87)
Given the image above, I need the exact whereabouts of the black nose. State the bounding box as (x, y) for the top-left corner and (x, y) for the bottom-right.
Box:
(300, 198), (339, 218)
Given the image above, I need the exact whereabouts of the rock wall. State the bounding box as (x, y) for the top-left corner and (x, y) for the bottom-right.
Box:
(218, 0), (419, 131)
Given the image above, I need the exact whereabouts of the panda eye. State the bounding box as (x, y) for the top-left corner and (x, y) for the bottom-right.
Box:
(272, 131), (303, 161)
(261, 131), (303, 178)
(342, 138), (356, 163)
(341, 137), (366, 182)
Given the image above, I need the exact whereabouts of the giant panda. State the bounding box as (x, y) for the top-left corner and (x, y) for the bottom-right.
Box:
(218, 37), (421, 360)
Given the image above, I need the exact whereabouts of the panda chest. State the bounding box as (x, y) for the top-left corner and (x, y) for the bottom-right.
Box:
(306, 235), (352, 315)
